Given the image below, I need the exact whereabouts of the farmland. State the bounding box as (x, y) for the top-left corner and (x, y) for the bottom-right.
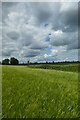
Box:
(2, 64), (79, 118)
(0, 66), (2, 119)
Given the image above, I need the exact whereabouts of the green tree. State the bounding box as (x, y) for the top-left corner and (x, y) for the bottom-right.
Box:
(2, 59), (9, 65)
(10, 57), (19, 65)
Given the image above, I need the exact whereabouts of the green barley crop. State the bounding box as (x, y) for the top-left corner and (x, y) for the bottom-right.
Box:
(2, 65), (79, 118)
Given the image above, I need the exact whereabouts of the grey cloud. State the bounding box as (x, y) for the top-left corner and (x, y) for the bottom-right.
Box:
(22, 49), (41, 57)
(2, 48), (14, 56)
(32, 2), (78, 32)
(30, 41), (48, 50)
(29, 2), (61, 27)
(51, 40), (69, 46)
(50, 31), (78, 51)
(2, 2), (78, 62)
(67, 41), (79, 50)
(7, 31), (20, 40)
(29, 3), (52, 23)
(50, 32), (69, 46)
(61, 9), (78, 32)
(78, 2), (80, 28)
(0, 3), (2, 22)
(20, 33), (33, 46)
(2, 2), (18, 23)
(51, 3), (78, 32)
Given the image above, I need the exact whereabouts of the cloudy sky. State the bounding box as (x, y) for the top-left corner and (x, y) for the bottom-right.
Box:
(1, 2), (79, 63)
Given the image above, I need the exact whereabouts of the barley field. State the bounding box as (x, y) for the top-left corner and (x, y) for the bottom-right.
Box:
(2, 64), (79, 118)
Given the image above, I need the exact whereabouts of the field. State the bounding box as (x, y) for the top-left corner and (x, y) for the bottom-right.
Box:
(0, 66), (2, 119)
(2, 64), (79, 118)
(28, 63), (79, 72)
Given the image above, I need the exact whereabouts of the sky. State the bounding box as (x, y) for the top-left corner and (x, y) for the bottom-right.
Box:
(1, 1), (79, 63)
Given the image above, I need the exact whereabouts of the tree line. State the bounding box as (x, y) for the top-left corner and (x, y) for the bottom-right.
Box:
(1, 57), (80, 65)
(2, 57), (19, 65)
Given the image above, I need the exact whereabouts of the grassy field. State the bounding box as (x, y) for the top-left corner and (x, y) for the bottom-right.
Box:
(0, 66), (2, 119)
(28, 63), (80, 72)
(2, 64), (79, 118)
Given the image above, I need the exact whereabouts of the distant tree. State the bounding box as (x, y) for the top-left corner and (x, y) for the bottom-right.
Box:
(10, 57), (19, 65)
(46, 61), (48, 64)
(53, 61), (54, 63)
(2, 59), (9, 65)
(34, 62), (38, 64)
(27, 60), (30, 64)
